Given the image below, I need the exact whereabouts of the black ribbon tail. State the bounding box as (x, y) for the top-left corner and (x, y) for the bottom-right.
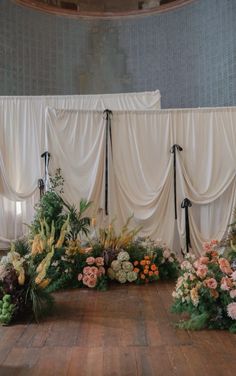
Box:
(181, 198), (192, 253)
(38, 178), (45, 199)
(103, 110), (113, 215)
(41, 151), (51, 192)
(170, 144), (183, 220)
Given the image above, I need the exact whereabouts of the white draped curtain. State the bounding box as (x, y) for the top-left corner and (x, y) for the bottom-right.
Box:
(1, 92), (236, 255)
(45, 107), (236, 255)
(0, 91), (160, 248)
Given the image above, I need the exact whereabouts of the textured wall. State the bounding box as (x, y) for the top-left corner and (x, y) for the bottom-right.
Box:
(0, 0), (236, 108)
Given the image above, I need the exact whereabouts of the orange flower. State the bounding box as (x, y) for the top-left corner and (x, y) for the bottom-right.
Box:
(149, 271), (153, 276)
(151, 264), (157, 271)
(134, 261), (139, 266)
(141, 273), (145, 280)
(154, 270), (159, 276)
(140, 260), (146, 266)
(210, 289), (219, 299)
(146, 260), (151, 265)
(134, 268), (140, 273)
(144, 256), (150, 260)
(144, 269), (149, 274)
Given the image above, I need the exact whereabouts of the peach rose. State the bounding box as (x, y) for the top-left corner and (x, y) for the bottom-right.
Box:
(87, 276), (97, 288)
(219, 258), (233, 275)
(97, 266), (105, 277)
(196, 265), (208, 279)
(83, 275), (90, 286)
(199, 257), (209, 265)
(86, 256), (95, 265)
(221, 277), (233, 291)
(204, 278), (217, 289)
(83, 266), (92, 275)
(90, 266), (99, 274)
(95, 257), (104, 266)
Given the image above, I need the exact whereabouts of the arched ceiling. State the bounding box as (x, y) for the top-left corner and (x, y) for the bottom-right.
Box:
(13, 0), (194, 17)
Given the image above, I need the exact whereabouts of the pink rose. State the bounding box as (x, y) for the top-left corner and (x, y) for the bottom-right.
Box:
(221, 277), (233, 291)
(196, 265), (208, 279)
(199, 257), (209, 265)
(219, 258), (233, 275)
(210, 239), (218, 245)
(86, 257), (95, 265)
(87, 275), (97, 288)
(83, 266), (92, 275)
(203, 242), (212, 252)
(227, 302), (236, 320)
(89, 272), (98, 280)
(97, 266), (105, 277)
(83, 275), (90, 286)
(95, 257), (104, 266)
(230, 289), (236, 299)
(78, 273), (83, 281)
(205, 278), (217, 289)
(90, 266), (98, 275)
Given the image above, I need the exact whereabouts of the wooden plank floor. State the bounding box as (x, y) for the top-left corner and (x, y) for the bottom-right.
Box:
(0, 282), (235, 376)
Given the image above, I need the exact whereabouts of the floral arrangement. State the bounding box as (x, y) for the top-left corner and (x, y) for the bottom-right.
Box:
(78, 256), (106, 289)
(172, 240), (236, 332)
(0, 169), (180, 325)
(0, 245), (53, 325)
(133, 255), (159, 284)
(107, 251), (138, 283)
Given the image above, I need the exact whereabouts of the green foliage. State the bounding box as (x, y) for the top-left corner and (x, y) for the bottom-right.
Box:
(96, 276), (108, 291)
(31, 190), (65, 239)
(61, 198), (91, 240)
(26, 272), (54, 322)
(176, 312), (209, 331)
(13, 238), (30, 257)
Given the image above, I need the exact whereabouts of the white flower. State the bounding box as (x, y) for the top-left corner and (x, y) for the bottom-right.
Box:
(116, 269), (127, 283)
(181, 261), (192, 270)
(111, 260), (122, 271)
(169, 257), (174, 263)
(122, 261), (133, 272)
(163, 249), (171, 259)
(127, 271), (137, 282)
(117, 251), (130, 262)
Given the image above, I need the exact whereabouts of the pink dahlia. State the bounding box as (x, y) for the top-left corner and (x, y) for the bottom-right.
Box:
(227, 302), (236, 320)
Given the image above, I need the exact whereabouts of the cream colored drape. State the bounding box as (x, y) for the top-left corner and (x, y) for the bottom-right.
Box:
(0, 92), (160, 248)
(45, 107), (236, 255)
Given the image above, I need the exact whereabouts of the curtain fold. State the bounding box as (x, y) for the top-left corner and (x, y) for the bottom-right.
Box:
(0, 92), (159, 248)
(46, 108), (106, 214)
(1, 97), (236, 255)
